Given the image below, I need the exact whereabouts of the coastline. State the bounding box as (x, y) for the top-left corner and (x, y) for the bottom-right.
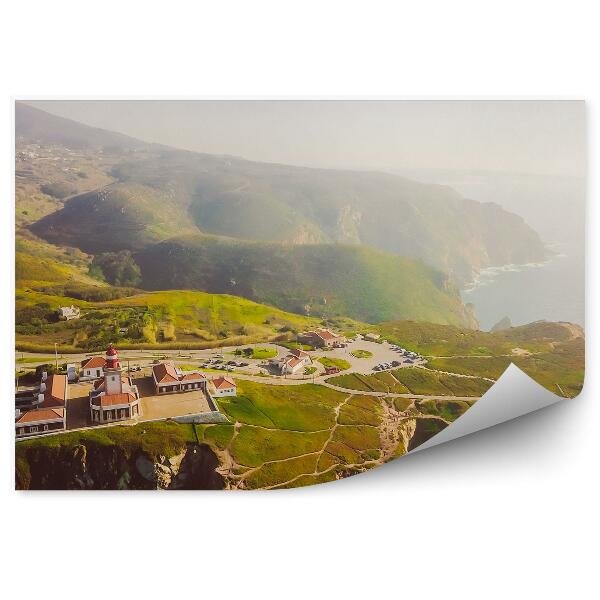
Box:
(460, 242), (584, 330)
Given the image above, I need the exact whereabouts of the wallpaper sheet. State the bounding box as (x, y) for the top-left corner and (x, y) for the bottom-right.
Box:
(14, 100), (585, 490)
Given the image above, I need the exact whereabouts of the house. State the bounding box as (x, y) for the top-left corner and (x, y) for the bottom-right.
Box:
(89, 345), (141, 423)
(15, 373), (68, 437)
(298, 328), (344, 348)
(16, 408), (66, 437)
(57, 305), (80, 321)
(80, 355), (107, 380)
(209, 376), (237, 397)
(288, 348), (312, 364)
(270, 351), (310, 375)
(152, 361), (207, 394)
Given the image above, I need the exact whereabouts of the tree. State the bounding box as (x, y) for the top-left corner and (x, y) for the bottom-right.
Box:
(89, 251), (142, 287)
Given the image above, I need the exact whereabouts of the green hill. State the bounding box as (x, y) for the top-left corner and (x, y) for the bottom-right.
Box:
(135, 234), (478, 326)
(369, 319), (584, 397)
(30, 183), (199, 252)
(16, 252), (73, 285)
(15, 249), (106, 289)
(21, 104), (548, 285)
(15, 289), (327, 352)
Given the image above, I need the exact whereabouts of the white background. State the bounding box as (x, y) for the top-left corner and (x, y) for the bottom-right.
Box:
(0, 2), (597, 599)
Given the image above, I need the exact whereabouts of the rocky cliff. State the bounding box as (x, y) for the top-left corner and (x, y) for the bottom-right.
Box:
(16, 442), (224, 490)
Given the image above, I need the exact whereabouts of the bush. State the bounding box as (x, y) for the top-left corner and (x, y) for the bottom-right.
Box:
(34, 363), (66, 377)
(15, 303), (54, 325)
(89, 251), (142, 287)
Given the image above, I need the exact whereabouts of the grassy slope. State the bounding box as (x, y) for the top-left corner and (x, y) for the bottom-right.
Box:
(135, 234), (476, 326)
(19, 105), (547, 288)
(30, 183), (199, 253)
(372, 319), (578, 355)
(107, 289), (317, 332)
(211, 380), (384, 489)
(370, 319), (584, 397)
(15, 289), (322, 352)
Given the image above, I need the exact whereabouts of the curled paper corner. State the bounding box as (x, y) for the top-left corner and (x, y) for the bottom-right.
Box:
(409, 363), (565, 454)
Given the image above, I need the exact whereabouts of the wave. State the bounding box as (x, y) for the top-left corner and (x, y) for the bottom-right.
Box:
(462, 256), (558, 293)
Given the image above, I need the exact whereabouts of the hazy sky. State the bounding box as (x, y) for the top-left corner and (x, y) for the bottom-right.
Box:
(27, 100), (585, 177)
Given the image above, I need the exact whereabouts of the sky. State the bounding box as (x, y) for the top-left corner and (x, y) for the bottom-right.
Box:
(26, 100), (586, 178)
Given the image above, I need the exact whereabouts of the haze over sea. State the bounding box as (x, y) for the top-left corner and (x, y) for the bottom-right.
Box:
(398, 169), (585, 332)
(461, 242), (584, 330)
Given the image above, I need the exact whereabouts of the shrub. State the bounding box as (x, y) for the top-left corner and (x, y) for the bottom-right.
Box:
(89, 251), (142, 287)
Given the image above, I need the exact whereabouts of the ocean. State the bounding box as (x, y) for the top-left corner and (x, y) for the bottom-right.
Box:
(394, 169), (586, 332)
(461, 242), (585, 331)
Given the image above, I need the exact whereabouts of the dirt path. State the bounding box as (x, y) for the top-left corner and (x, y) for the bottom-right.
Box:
(233, 395), (451, 490)
(224, 393), (355, 489)
(416, 364), (495, 383)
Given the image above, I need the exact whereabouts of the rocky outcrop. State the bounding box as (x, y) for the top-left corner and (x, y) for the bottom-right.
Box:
(491, 316), (512, 332)
(407, 418), (449, 452)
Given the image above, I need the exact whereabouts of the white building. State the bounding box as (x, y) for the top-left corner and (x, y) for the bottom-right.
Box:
(57, 305), (80, 321)
(270, 349), (311, 375)
(89, 345), (141, 423)
(80, 355), (107, 380)
(151, 361), (207, 394)
(209, 376), (237, 397)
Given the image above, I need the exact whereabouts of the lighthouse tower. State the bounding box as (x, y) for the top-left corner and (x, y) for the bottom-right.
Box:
(89, 343), (141, 423)
(103, 344), (124, 395)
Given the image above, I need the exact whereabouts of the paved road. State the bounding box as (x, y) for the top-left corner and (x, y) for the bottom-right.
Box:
(16, 339), (420, 376)
(16, 342), (479, 402)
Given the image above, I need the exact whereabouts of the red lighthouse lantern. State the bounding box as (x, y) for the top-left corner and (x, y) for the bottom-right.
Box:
(105, 344), (120, 369)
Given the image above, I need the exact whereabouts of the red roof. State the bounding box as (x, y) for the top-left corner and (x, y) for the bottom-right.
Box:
(40, 374), (67, 408)
(153, 362), (206, 384)
(286, 357), (302, 368)
(180, 371), (206, 381)
(212, 376), (236, 390)
(92, 392), (137, 408)
(16, 408), (64, 424)
(289, 348), (310, 359)
(81, 356), (107, 370)
(314, 328), (339, 341)
(152, 362), (179, 384)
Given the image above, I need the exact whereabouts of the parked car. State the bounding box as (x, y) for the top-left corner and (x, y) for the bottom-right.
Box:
(325, 367), (341, 375)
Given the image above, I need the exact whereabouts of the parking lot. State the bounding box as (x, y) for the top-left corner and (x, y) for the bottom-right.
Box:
(315, 339), (422, 375)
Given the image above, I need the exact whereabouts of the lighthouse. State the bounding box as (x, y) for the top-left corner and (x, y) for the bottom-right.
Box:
(103, 344), (124, 395)
(105, 344), (120, 369)
(89, 343), (141, 423)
